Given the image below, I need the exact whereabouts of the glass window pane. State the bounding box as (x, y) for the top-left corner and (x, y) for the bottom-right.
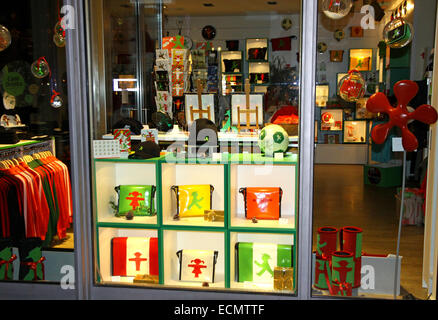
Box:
(312, 0), (436, 299)
(0, 0), (75, 284)
(88, 0), (302, 295)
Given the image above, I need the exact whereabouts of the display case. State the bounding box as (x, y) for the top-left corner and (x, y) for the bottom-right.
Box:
(320, 109), (343, 131)
(92, 153), (298, 294)
(315, 85), (329, 107)
(220, 51), (243, 94)
(343, 121), (367, 144)
(246, 38), (270, 92)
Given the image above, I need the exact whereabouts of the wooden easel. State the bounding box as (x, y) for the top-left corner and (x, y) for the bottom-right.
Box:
(237, 79), (259, 132)
(189, 79), (211, 122)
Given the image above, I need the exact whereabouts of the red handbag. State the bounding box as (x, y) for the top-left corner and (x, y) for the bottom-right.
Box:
(239, 187), (283, 220)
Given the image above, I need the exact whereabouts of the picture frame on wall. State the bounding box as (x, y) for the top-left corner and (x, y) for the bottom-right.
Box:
(330, 50), (344, 62)
(349, 49), (373, 72)
(343, 108), (354, 121)
(343, 120), (367, 143)
(320, 109), (343, 131)
(355, 97), (376, 119)
(315, 84), (329, 107)
(324, 134), (340, 144)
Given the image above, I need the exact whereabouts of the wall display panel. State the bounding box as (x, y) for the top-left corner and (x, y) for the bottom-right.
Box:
(320, 109), (343, 131)
(246, 38), (268, 61)
(316, 85), (329, 107)
(343, 121), (367, 144)
(349, 49), (373, 72)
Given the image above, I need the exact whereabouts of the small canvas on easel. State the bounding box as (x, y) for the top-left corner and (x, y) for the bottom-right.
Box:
(231, 81), (263, 131)
(185, 80), (215, 126)
(184, 94), (215, 126)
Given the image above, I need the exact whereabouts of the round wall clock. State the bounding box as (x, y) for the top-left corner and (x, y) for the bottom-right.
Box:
(202, 25), (216, 40)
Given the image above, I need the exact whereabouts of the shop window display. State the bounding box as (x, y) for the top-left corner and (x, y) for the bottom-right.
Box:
(313, 0), (438, 300)
(0, 0), (75, 286)
(88, 0), (301, 295)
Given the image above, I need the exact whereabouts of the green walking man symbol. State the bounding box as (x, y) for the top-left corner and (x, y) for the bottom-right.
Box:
(188, 191), (204, 210)
(254, 253), (274, 277)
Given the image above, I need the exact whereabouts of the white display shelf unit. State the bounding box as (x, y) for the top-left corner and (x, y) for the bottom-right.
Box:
(93, 154), (297, 292)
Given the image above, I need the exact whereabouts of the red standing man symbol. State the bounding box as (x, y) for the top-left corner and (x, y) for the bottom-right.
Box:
(129, 252), (147, 271)
(188, 258), (207, 278)
(333, 260), (352, 284)
(125, 191), (145, 211)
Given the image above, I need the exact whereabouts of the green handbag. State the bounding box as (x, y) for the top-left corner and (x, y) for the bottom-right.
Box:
(115, 185), (157, 217)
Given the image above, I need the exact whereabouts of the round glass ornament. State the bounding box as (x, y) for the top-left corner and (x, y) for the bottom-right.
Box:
(383, 17), (413, 49)
(322, 0), (353, 20)
(31, 58), (50, 79)
(338, 70), (366, 102)
(0, 25), (12, 52)
(50, 93), (63, 108)
(53, 34), (65, 47)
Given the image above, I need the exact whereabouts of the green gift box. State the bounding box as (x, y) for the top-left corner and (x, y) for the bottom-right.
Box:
(19, 238), (45, 281)
(235, 242), (293, 284)
(115, 185), (156, 217)
(0, 238), (16, 280)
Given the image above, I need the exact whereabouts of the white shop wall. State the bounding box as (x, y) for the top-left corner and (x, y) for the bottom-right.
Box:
(165, 14), (301, 70)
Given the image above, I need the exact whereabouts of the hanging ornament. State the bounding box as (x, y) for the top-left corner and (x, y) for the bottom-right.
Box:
(53, 21), (66, 47)
(338, 70), (366, 102)
(383, 17), (413, 49)
(49, 67), (63, 108)
(0, 25), (11, 52)
(50, 90), (63, 108)
(322, 0), (353, 20)
(366, 80), (438, 152)
(334, 29), (345, 42)
(53, 33), (65, 48)
(31, 57), (51, 79)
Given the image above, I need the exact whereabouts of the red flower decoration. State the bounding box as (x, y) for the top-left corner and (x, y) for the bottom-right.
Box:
(366, 80), (438, 152)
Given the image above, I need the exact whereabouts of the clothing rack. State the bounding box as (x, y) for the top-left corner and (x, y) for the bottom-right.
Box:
(0, 140), (55, 161)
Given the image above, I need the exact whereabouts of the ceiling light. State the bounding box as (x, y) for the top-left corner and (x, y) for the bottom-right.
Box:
(267, 1), (277, 5)
(203, 3), (214, 7)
